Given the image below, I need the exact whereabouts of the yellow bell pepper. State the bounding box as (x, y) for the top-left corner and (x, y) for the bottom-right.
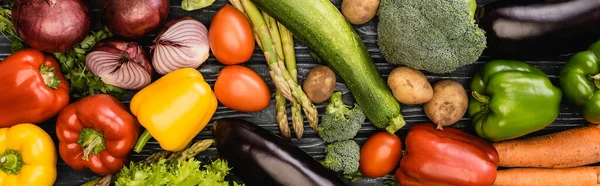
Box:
(0, 124), (56, 186)
(131, 68), (218, 152)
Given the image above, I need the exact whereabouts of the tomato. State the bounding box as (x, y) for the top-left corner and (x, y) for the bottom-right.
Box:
(209, 4), (255, 65)
(214, 65), (270, 112)
(359, 131), (403, 178)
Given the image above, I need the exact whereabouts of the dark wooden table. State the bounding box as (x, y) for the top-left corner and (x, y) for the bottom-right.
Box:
(0, 0), (588, 185)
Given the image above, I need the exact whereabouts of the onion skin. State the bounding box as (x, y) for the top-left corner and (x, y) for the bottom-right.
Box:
(12, 0), (91, 53)
(152, 17), (210, 75)
(86, 41), (153, 90)
(100, 0), (170, 39)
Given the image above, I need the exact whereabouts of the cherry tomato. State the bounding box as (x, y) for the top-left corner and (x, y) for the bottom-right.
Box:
(214, 65), (270, 112)
(209, 4), (255, 65)
(359, 131), (403, 178)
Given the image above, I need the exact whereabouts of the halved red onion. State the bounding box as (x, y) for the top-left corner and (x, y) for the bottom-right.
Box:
(86, 41), (153, 90)
(152, 17), (210, 75)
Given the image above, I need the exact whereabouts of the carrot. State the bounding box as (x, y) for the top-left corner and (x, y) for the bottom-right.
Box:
(493, 167), (600, 186)
(493, 124), (600, 168)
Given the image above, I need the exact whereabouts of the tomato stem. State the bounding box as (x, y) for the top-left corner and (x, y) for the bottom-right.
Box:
(78, 128), (106, 161)
(0, 149), (23, 174)
(133, 130), (153, 153)
(40, 64), (61, 89)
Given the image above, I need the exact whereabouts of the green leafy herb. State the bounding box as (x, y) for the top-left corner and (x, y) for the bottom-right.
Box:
(116, 158), (242, 186)
(52, 27), (127, 99)
(0, 6), (127, 99)
(182, 0), (215, 11)
(0, 6), (23, 53)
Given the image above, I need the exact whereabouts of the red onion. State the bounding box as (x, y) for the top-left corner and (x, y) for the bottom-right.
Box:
(151, 17), (210, 75)
(100, 0), (170, 39)
(12, 0), (91, 53)
(86, 41), (153, 90)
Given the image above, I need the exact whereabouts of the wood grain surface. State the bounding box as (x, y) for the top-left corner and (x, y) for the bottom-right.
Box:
(0, 0), (588, 185)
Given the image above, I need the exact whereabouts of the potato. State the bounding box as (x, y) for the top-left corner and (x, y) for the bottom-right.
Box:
(387, 67), (433, 104)
(424, 80), (468, 129)
(341, 0), (379, 25)
(302, 66), (336, 103)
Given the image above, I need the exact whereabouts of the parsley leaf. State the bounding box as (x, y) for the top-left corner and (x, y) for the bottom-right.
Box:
(52, 27), (127, 99)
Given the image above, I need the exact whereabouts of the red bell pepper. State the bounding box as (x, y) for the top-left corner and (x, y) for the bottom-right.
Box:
(396, 123), (499, 186)
(56, 94), (139, 175)
(0, 49), (69, 127)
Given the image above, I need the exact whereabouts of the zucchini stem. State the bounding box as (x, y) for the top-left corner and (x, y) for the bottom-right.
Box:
(385, 116), (406, 135)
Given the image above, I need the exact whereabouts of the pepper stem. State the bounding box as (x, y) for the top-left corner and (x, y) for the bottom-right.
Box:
(472, 91), (490, 104)
(133, 130), (153, 153)
(591, 74), (600, 89)
(0, 149), (23, 174)
(77, 128), (106, 161)
(40, 65), (60, 89)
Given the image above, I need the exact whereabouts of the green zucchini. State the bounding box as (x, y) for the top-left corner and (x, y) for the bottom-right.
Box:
(250, 0), (405, 133)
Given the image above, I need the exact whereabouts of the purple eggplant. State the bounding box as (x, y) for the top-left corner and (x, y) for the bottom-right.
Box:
(479, 0), (600, 58)
(212, 118), (347, 186)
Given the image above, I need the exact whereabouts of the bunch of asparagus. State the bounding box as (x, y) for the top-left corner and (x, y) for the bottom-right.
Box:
(230, 0), (317, 140)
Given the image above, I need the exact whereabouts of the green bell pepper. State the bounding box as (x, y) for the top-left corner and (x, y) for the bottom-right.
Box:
(560, 41), (600, 124)
(468, 60), (562, 141)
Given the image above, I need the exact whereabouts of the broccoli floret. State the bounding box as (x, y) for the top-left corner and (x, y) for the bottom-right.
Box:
(377, 0), (486, 74)
(317, 92), (366, 143)
(322, 140), (360, 174)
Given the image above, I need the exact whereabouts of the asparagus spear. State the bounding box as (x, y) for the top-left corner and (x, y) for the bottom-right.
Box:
(279, 23), (306, 137)
(81, 139), (215, 186)
(262, 11), (291, 139)
(275, 89), (291, 139)
(233, 2), (290, 139)
(262, 12), (284, 60)
(237, 0), (319, 129)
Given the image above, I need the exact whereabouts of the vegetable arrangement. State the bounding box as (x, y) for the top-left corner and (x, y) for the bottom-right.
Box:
(0, 0), (600, 185)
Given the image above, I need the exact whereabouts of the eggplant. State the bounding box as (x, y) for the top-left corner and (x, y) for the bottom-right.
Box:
(479, 0), (600, 58)
(212, 119), (347, 186)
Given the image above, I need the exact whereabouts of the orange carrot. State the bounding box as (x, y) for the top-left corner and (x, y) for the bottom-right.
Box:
(493, 167), (600, 186)
(493, 125), (600, 168)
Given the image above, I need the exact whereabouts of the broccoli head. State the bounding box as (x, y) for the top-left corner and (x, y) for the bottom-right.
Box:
(322, 140), (360, 174)
(377, 0), (486, 74)
(317, 92), (366, 143)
